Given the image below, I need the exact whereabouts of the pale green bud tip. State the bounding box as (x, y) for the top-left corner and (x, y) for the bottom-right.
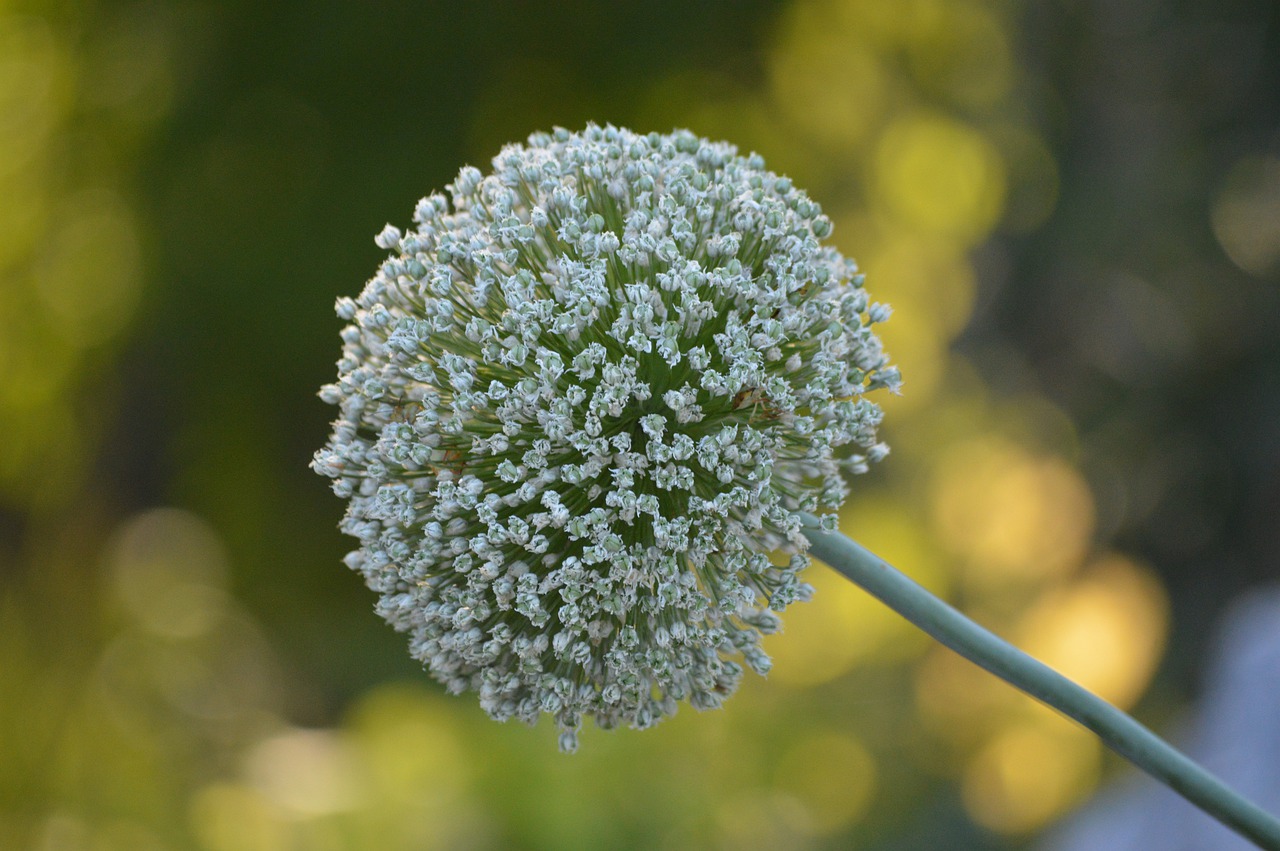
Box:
(312, 123), (900, 749)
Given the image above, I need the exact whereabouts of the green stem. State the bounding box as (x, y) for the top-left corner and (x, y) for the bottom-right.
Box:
(800, 516), (1280, 850)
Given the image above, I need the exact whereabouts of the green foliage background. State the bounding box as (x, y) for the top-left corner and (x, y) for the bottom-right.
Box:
(2, 1), (1278, 848)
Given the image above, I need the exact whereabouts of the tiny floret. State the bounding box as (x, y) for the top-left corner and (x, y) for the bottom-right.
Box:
(313, 124), (899, 749)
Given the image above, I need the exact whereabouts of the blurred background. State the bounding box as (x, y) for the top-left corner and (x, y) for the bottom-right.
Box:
(2, 0), (1278, 848)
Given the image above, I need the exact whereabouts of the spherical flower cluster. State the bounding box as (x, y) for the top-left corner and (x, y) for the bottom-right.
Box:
(313, 124), (900, 750)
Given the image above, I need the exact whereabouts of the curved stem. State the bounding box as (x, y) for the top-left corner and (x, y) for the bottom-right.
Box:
(800, 516), (1280, 850)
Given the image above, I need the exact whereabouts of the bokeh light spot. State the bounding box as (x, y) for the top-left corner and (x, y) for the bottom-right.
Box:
(906, 0), (1014, 109)
(1017, 553), (1168, 709)
(769, 3), (886, 151)
(190, 783), (289, 851)
(773, 730), (877, 834)
(345, 683), (471, 801)
(1211, 156), (1280, 279)
(863, 236), (978, 337)
(962, 724), (1100, 834)
(246, 729), (366, 817)
(874, 113), (1006, 240)
(714, 789), (805, 851)
(0, 166), (49, 271)
(931, 439), (1095, 584)
(0, 15), (70, 177)
(80, 11), (174, 128)
(915, 644), (1016, 746)
(36, 189), (142, 347)
(108, 508), (229, 639)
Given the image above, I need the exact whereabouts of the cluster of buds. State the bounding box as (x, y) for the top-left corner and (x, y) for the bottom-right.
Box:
(313, 124), (898, 750)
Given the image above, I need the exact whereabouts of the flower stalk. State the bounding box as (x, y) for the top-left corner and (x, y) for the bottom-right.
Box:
(801, 515), (1280, 850)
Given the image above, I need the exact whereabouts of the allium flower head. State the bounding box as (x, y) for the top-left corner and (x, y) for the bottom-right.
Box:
(313, 124), (899, 750)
